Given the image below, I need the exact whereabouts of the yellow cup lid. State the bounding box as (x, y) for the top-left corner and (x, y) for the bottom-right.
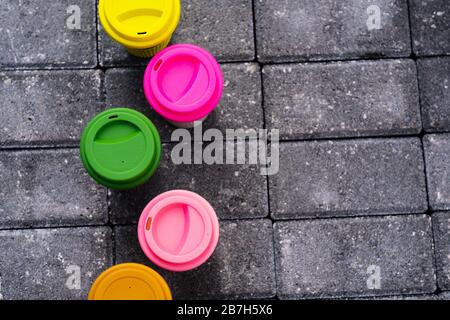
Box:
(88, 263), (172, 300)
(99, 0), (181, 49)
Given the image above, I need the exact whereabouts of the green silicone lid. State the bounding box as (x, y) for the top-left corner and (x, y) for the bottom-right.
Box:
(80, 108), (161, 190)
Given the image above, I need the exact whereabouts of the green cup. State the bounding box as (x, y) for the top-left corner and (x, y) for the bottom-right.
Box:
(80, 108), (161, 190)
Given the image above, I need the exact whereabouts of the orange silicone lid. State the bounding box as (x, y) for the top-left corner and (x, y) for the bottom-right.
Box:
(88, 263), (172, 300)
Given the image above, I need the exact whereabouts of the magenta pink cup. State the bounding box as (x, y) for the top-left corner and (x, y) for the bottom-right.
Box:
(138, 190), (220, 272)
(143, 44), (224, 128)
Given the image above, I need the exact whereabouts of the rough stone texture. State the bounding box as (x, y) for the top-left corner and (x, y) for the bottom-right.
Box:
(99, 0), (255, 67)
(110, 144), (268, 224)
(274, 215), (436, 299)
(0, 70), (103, 147)
(417, 57), (450, 132)
(0, 0), (97, 68)
(440, 292), (450, 299)
(255, 0), (411, 62)
(1, 0), (448, 301)
(423, 134), (450, 211)
(351, 293), (441, 300)
(0, 149), (107, 229)
(263, 59), (421, 140)
(409, 0), (450, 56)
(0, 227), (112, 300)
(115, 220), (276, 299)
(105, 63), (264, 143)
(171, 0), (255, 61)
(270, 138), (428, 219)
(432, 211), (450, 291)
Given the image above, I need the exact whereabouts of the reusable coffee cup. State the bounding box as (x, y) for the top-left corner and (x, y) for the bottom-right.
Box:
(143, 44), (224, 128)
(88, 263), (172, 300)
(138, 190), (220, 272)
(98, 0), (181, 58)
(80, 108), (161, 190)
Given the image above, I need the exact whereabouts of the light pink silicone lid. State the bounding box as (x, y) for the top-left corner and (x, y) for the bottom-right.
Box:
(138, 190), (220, 272)
(143, 44), (224, 123)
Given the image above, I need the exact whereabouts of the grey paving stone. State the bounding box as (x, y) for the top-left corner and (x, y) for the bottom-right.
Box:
(270, 138), (428, 219)
(424, 134), (450, 211)
(0, 227), (112, 300)
(0, 0), (97, 68)
(351, 293), (439, 300)
(263, 59), (421, 140)
(409, 0), (450, 56)
(99, 0), (255, 67)
(115, 220), (276, 299)
(255, 0), (411, 62)
(274, 214), (436, 299)
(110, 143), (268, 224)
(0, 149), (107, 229)
(0, 70), (103, 147)
(432, 211), (450, 291)
(417, 57), (450, 132)
(105, 63), (263, 143)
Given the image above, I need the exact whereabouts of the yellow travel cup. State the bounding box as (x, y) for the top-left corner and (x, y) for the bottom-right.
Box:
(99, 0), (181, 58)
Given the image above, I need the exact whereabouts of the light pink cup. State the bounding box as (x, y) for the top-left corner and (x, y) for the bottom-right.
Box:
(138, 190), (220, 272)
(143, 44), (224, 128)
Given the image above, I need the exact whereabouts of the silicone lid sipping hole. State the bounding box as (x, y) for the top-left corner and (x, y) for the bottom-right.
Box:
(145, 196), (213, 265)
(153, 59), (163, 71)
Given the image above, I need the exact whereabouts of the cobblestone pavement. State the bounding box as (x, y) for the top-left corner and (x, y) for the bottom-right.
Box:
(0, 0), (449, 300)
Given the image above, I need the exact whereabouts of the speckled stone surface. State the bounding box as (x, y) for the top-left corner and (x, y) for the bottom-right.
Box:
(0, 149), (107, 229)
(110, 143), (268, 224)
(409, 0), (450, 56)
(98, 0), (255, 67)
(0, 227), (112, 300)
(417, 57), (450, 132)
(263, 59), (421, 140)
(0, 70), (103, 147)
(424, 134), (450, 211)
(274, 215), (436, 299)
(255, 0), (411, 62)
(269, 138), (427, 219)
(115, 220), (276, 299)
(0, 0), (97, 68)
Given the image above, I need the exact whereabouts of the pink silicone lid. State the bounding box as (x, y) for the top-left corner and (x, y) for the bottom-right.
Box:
(143, 44), (224, 123)
(138, 190), (220, 272)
